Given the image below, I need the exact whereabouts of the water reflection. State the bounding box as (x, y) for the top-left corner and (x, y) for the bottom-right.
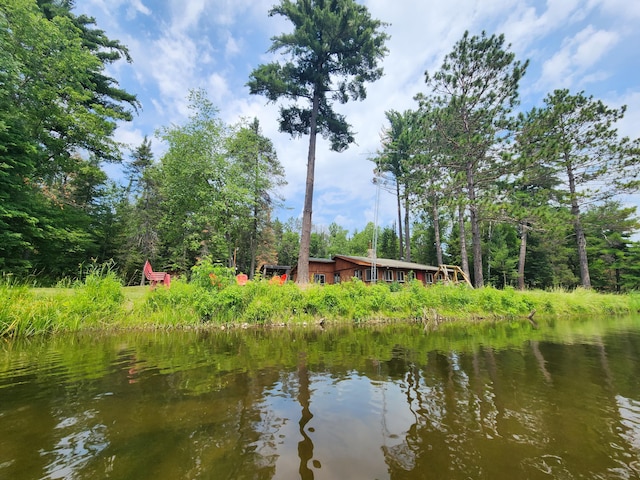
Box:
(296, 352), (315, 479)
(1, 317), (640, 479)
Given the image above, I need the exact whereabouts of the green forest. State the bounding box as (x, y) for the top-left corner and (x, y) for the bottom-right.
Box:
(1, 0), (640, 292)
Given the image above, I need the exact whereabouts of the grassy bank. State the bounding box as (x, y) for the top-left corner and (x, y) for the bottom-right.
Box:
(2, 269), (640, 337)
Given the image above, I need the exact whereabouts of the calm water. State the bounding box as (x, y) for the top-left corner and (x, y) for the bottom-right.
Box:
(2, 317), (640, 479)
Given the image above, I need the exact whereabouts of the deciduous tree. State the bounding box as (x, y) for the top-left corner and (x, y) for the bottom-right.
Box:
(156, 90), (234, 271)
(227, 118), (284, 277)
(0, 0), (137, 279)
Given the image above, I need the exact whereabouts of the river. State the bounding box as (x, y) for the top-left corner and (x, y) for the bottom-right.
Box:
(1, 316), (640, 479)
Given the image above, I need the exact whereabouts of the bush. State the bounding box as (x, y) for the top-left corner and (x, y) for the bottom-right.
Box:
(190, 257), (236, 290)
(209, 285), (247, 322)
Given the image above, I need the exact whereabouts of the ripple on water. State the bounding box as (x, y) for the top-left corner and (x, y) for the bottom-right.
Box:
(520, 454), (574, 478)
(41, 409), (109, 480)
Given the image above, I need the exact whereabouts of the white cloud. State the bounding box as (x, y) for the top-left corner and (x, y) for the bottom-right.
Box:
(589, 0), (640, 19)
(538, 25), (619, 89)
(128, 0), (151, 18)
(150, 33), (199, 112)
(82, 0), (149, 22)
(606, 91), (640, 140)
(573, 27), (619, 69)
(150, 98), (165, 118)
(206, 73), (231, 105)
(499, 0), (586, 51)
(167, 0), (206, 33)
(225, 34), (241, 58)
(114, 125), (146, 150)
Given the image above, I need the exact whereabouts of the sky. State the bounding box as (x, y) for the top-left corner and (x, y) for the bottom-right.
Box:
(74, 0), (640, 234)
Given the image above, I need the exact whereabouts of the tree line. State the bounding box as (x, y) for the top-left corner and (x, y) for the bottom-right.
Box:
(370, 31), (640, 290)
(0, 1), (286, 283)
(1, 0), (639, 291)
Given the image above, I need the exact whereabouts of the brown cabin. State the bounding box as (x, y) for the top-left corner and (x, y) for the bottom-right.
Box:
(290, 255), (471, 286)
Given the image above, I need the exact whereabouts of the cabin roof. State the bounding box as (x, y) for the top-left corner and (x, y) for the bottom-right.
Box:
(291, 255), (441, 274)
(333, 255), (439, 272)
(308, 257), (336, 264)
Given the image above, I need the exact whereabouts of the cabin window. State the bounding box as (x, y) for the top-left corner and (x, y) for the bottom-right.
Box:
(354, 269), (362, 280)
(383, 270), (394, 282)
(334, 273), (341, 284)
(365, 268), (378, 282)
(408, 271), (416, 281)
(397, 271), (405, 283)
(426, 273), (434, 284)
(314, 274), (326, 284)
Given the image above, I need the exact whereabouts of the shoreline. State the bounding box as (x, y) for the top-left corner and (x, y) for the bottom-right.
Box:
(3, 279), (639, 338)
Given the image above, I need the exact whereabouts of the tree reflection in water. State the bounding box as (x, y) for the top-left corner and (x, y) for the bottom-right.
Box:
(2, 319), (640, 479)
(297, 352), (315, 479)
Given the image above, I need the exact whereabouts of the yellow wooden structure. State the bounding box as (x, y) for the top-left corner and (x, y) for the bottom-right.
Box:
(434, 265), (473, 287)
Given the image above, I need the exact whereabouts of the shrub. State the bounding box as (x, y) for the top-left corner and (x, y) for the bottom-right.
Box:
(244, 298), (275, 324)
(190, 257), (236, 290)
(209, 285), (247, 322)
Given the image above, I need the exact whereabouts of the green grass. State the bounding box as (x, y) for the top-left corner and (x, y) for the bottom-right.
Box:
(34, 286), (147, 304)
(2, 274), (639, 338)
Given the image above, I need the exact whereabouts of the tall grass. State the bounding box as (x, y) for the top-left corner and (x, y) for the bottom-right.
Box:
(140, 278), (636, 326)
(2, 262), (639, 337)
(202, 280), (635, 325)
(1, 263), (126, 336)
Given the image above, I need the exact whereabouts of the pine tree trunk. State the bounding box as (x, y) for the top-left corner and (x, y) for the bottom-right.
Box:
(466, 163), (484, 287)
(404, 194), (411, 262)
(574, 212), (591, 288)
(518, 221), (528, 290)
(296, 91), (319, 284)
(432, 198), (443, 266)
(566, 156), (591, 288)
(458, 204), (470, 280)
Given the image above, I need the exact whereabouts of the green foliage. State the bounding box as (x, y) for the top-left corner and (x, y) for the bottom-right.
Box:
(156, 90), (233, 270)
(67, 268), (123, 326)
(0, 0), (137, 280)
(139, 279), (201, 327)
(190, 257), (236, 290)
(226, 118), (285, 275)
(117, 136), (163, 282)
(371, 109), (424, 261)
(487, 223), (519, 288)
(523, 89), (638, 288)
(349, 222), (377, 256)
(418, 31), (529, 287)
(0, 285), (60, 336)
(583, 201), (640, 292)
(2, 3), (639, 297)
(154, 90), (287, 276)
(248, 0), (389, 150)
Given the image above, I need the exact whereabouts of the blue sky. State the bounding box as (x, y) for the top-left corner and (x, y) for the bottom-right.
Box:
(75, 0), (640, 234)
